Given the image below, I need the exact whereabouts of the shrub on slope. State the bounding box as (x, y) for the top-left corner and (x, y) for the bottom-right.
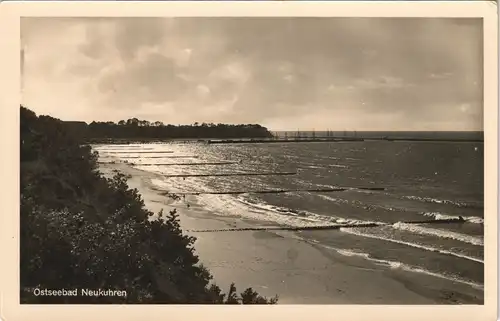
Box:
(20, 106), (278, 304)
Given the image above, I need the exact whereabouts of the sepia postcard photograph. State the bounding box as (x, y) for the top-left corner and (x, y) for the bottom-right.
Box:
(0, 1), (498, 321)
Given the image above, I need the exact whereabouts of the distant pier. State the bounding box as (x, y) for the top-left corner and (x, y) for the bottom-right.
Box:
(87, 132), (483, 146)
(206, 137), (365, 144)
(205, 137), (483, 145)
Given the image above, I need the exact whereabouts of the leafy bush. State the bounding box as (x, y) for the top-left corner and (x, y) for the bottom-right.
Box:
(20, 106), (278, 304)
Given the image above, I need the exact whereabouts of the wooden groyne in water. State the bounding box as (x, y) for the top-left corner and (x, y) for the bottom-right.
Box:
(366, 138), (483, 143)
(97, 148), (155, 151)
(101, 155), (199, 159)
(139, 162), (238, 166)
(175, 188), (346, 196)
(162, 172), (297, 178)
(187, 222), (382, 233)
(403, 217), (467, 224)
(167, 186), (385, 196)
(186, 217), (469, 233)
(205, 137), (483, 145)
(206, 138), (364, 144)
(100, 151), (174, 154)
(97, 161), (240, 165)
(97, 161), (237, 166)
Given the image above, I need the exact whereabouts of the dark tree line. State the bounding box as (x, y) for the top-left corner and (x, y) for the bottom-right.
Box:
(63, 118), (273, 142)
(20, 106), (278, 304)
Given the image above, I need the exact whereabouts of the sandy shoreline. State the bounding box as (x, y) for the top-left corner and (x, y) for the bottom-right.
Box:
(98, 162), (483, 304)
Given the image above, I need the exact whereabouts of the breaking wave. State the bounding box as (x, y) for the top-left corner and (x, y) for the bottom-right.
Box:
(421, 212), (484, 224)
(402, 195), (483, 209)
(339, 227), (484, 264)
(311, 244), (484, 290)
(392, 222), (484, 246)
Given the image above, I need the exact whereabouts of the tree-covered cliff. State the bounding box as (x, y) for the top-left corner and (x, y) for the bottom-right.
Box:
(20, 106), (278, 304)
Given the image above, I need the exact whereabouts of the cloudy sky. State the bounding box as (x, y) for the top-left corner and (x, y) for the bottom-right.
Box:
(21, 17), (483, 131)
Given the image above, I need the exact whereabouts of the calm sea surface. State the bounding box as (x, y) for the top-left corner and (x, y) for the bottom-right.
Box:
(95, 141), (484, 290)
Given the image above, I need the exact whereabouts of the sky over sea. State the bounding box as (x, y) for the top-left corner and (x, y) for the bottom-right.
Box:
(21, 17), (483, 131)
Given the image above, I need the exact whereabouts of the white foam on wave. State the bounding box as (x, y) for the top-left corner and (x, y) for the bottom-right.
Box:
(335, 248), (371, 260)
(392, 222), (484, 246)
(305, 165), (324, 169)
(422, 212), (484, 224)
(318, 195), (485, 226)
(339, 227), (484, 264)
(315, 244), (483, 290)
(194, 192), (379, 229)
(240, 196), (387, 226)
(199, 194), (333, 227)
(403, 195), (483, 209)
(318, 194), (405, 213)
(329, 164), (349, 168)
(318, 194), (350, 204)
(240, 197), (340, 223)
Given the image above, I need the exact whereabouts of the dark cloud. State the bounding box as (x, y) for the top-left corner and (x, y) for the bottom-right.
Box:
(21, 17), (483, 130)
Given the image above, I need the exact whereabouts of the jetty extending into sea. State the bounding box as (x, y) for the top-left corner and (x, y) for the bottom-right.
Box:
(205, 136), (483, 145)
(87, 130), (484, 145)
